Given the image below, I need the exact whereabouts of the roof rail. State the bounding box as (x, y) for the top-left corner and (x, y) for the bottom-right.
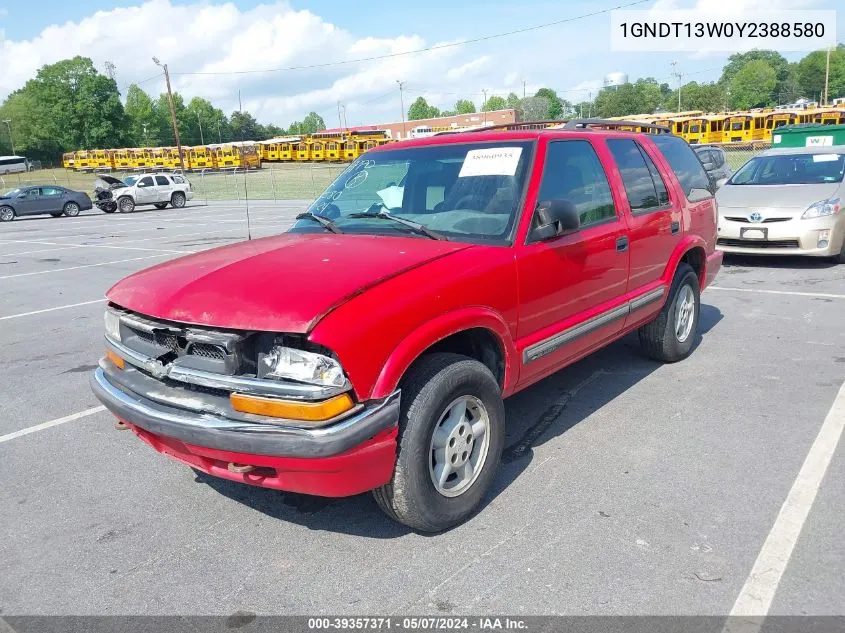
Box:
(562, 119), (672, 134)
(434, 120), (565, 135)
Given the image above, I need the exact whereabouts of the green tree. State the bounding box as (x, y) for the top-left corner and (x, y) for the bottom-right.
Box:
(408, 97), (440, 120)
(521, 96), (550, 121)
(229, 110), (260, 140)
(154, 92), (188, 144)
(185, 97), (225, 145)
(301, 111), (327, 134)
(125, 84), (159, 146)
(720, 50), (789, 105)
(534, 88), (563, 119)
(506, 92), (522, 110)
(482, 95), (507, 111)
(730, 60), (777, 109)
(665, 81), (728, 113)
(796, 45), (845, 102)
(455, 99), (476, 114)
(0, 56), (127, 159)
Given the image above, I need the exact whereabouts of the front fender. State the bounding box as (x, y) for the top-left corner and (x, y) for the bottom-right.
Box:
(370, 307), (518, 400)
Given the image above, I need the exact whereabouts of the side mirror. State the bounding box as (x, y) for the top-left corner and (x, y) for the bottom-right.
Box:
(532, 200), (580, 241)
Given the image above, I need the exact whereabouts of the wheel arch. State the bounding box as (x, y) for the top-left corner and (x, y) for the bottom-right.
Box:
(664, 236), (708, 289)
(370, 308), (518, 400)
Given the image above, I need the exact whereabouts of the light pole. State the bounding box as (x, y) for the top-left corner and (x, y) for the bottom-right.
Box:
(2, 119), (14, 155)
(216, 120), (222, 143)
(195, 110), (204, 145)
(397, 80), (406, 138)
(671, 61), (682, 113)
(482, 89), (488, 124)
(152, 57), (184, 169)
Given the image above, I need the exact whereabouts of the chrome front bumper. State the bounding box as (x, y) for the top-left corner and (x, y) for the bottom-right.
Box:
(90, 367), (400, 458)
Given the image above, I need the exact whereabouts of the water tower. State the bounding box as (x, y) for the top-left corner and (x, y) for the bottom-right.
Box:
(603, 72), (629, 89)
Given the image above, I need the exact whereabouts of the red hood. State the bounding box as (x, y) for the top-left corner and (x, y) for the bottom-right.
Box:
(107, 233), (472, 332)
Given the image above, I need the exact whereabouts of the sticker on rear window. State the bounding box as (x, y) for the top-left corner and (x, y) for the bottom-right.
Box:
(459, 147), (523, 178)
(812, 153), (840, 162)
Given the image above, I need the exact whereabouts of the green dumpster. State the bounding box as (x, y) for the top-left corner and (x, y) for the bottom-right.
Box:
(771, 123), (845, 148)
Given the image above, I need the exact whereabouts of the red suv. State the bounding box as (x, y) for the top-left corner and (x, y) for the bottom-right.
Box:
(91, 123), (722, 532)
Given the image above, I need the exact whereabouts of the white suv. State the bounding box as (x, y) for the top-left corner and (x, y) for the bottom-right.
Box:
(105, 173), (194, 213)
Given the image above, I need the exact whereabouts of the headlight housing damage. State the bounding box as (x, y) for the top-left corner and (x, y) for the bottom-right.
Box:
(259, 345), (347, 388)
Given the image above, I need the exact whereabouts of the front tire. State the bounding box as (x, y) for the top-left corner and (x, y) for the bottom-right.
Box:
(373, 353), (505, 532)
(117, 196), (135, 213)
(638, 263), (700, 363)
(0, 205), (15, 222)
(50, 212), (63, 218)
(63, 201), (80, 217)
(832, 237), (845, 265)
(171, 192), (186, 208)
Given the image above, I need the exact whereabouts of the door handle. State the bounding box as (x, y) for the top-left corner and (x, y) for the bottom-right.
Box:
(616, 236), (629, 252)
(671, 221), (680, 234)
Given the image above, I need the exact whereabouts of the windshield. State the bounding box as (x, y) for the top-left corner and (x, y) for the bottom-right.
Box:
(729, 153), (845, 185)
(289, 141), (534, 243)
(2, 188), (22, 197)
(123, 176), (138, 186)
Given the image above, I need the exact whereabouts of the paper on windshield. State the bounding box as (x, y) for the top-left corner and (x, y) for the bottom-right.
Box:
(376, 185), (404, 209)
(459, 147), (522, 178)
(812, 153), (840, 162)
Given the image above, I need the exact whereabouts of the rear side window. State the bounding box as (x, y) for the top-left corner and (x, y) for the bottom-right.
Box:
(155, 176), (170, 186)
(173, 175), (185, 184)
(606, 139), (668, 214)
(650, 135), (712, 201)
(139, 176), (154, 186)
(537, 140), (616, 228)
(41, 187), (63, 196)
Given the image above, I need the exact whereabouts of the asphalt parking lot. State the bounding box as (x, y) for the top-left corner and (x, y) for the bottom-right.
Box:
(0, 201), (843, 618)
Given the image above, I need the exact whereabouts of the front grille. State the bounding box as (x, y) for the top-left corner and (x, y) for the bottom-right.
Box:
(718, 238), (800, 249)
(189, 342), (226, 359)
(724, 217), (791, 224)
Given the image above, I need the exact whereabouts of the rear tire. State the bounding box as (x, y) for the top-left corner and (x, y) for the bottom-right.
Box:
(0, 205), (15, 222)
(373, 353), (505, 533)
(638, 263), (700, 363)
(117, 196), (135, 213)
(171, 192), (186, 208)
(63, 201), (80, 217)
(154, 203), (168, 209)
(832, 237), (845, 265)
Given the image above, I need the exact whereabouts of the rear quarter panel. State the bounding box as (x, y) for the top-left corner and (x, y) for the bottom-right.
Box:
(308, 245), (519, 401)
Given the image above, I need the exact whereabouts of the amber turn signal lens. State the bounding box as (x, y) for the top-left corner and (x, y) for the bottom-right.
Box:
(230, 392), (354, 421)
(105, 349), (125, 369)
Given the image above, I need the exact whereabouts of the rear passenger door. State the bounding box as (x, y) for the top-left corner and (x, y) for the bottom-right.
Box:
(605, 138), (679, 293)
(153, 175), (173, 202)
(40, 186), (66, 212)
(516, 139), (630, 384)
(135, 176), (156, 204)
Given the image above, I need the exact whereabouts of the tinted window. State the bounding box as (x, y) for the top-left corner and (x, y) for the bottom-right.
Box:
(42, 187), (63, 196)
(173, 175), (185, 183)
(139, 176), (154, 186)
(536, 140), (616, 228)
(729, 153), (844, 185)
(155, 176), (170, 186)
(650, 135), (712, 201)
(607, 139), (665, 213)
(642, 148), (670, 206)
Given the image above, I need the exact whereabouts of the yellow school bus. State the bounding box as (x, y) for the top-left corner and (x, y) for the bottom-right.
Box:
(762, 110), (808, 140)
(342, 138), (360, 161)
(213, 143), (261, 169)
(62, 152), (76, 169)
(258, 141), (280, 162)
(721, 112), (767, 143)
(72, 150), (96, 170)
(808, 108), (845, 126)
(90, 149), (113, 170)
(312, 132), (344, 161)
(112, 149), (133, 169)
(293, 141), (311, 161)
(188, 146), (216, 169)
(132, 148), (154, 169)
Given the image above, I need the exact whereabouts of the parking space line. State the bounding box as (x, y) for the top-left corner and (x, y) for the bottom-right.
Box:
(709, 286), (845, 300)
(0, 406), (106, 445)
(0, 299), (105, 320)
(0, 240), (193, 256)
(0, 254), (170, 280)
(726, 379), (845, 624)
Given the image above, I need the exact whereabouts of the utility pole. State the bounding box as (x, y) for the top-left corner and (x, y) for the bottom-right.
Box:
(482, 89), (488, 124)
(238, 90), (243, 112)
(396, 80), (406, 138)
(2, 119), (14, 155)
(216, 120), (222, 143)
(522, 79), (527, 99)
(671, 60), (682, 113)
(588, 92), (592, 118)
(341, 104), (348, 128)
(823, 46), (831, 105)
(337, 101), (343, 128)
(152, 57), (184, 170)
(195, 110), (204, 145)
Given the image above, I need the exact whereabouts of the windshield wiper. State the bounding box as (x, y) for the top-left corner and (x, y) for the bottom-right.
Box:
(349, 209), (446, 241)
(296, 212), (343, 234)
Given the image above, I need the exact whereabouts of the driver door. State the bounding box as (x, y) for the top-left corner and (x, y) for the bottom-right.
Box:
(135, 176), (155, 204)
(515, 139), (630, 386)
(16, 188), (43, 215)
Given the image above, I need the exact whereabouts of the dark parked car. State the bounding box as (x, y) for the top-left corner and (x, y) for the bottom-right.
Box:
(0, 185), (93, 221)
(694, 145), (733, 188)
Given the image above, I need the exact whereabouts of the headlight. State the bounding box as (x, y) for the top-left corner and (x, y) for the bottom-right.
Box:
(259, 346), (346, 387)
(104, 309), (121, 342)
(802, 198), (840, 219)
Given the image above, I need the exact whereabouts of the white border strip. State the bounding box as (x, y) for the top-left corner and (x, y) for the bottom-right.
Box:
(0, 299), (105, 320)
(0, 406), (106, 444)
(709, 286), (845, 300)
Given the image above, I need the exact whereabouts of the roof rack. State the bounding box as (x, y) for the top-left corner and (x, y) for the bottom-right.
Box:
(434, 120), (564, 135)
(561, 119), (672, 134)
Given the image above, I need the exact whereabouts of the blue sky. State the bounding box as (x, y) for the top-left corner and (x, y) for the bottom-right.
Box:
(0, 0), (840, 126)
